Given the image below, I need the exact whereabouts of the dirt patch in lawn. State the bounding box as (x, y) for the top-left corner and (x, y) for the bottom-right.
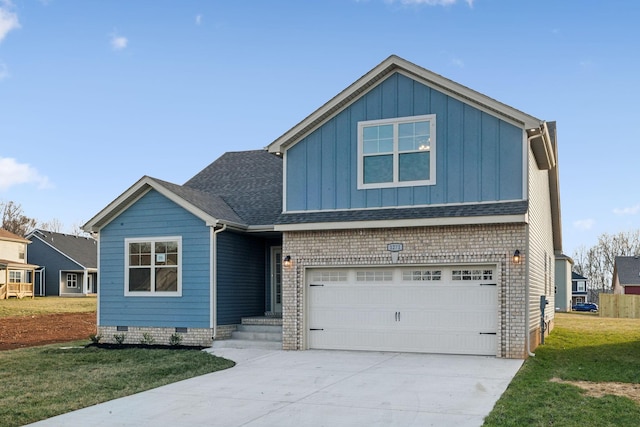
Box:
(551, 377), (640, 404)
(0, 312), (96, 351)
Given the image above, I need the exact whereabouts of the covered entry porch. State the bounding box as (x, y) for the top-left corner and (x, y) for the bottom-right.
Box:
(0, 259), (39, 299)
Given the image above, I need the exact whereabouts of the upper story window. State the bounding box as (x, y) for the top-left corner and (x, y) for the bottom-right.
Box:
(357, 114), (436, 189)
(577, 281), (586, 292)
(125, 236), (181, 296)
(18, 246), (25, 260)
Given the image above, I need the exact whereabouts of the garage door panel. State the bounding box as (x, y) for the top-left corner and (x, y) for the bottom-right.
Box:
(307, 266), (498, 356)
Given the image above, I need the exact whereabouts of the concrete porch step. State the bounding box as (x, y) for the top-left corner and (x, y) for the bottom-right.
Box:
(212, 316), (283, 350)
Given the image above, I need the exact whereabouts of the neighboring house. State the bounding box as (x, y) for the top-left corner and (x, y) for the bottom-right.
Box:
(26, 229), (98, 297)
(84, 55), (562, 358)
(571, 271), (589, 305)
(555, 254), (573, 311)
(612, 256), (640, 295)
(0, 229), (38, 299)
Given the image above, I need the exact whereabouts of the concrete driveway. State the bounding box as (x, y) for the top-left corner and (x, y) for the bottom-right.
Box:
(29, 348), (522, 427)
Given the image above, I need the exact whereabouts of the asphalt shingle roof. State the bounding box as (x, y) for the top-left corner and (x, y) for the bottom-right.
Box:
(30, 229), (97, 268)
(614, 256), (640, 286)
(184, 150), (283, 226)
(276, 201), (528, 224)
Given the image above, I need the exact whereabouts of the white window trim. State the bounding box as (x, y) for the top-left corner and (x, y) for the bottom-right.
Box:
(357, 114), (437, 189)
(67, 273), (78, 288)
(124, 236), (182, 297)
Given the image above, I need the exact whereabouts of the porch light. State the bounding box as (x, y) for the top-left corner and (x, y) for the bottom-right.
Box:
(513, 250), (521, 264)
(283, 255), (292, 268)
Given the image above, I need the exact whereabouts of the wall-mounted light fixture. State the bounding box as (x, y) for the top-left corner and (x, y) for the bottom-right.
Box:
(513, 250), (521, 264)
(283, 255), (292, 268)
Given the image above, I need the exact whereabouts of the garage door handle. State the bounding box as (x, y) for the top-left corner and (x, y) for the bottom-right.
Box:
(479, 332), (497, 335)
(310, 284), (324, 287)
(310, 328), (324, 331)
(480, 283), (497, 286)
(395, 311), (401, 321)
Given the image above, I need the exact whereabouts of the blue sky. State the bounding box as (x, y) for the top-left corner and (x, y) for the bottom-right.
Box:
(0, 0), (638, 257)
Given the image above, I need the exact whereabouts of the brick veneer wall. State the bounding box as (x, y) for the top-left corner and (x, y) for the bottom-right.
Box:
(98, 326), (213, 347)
(281, 223), (528, 359)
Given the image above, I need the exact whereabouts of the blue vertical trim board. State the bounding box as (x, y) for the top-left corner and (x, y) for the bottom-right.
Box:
(284, 71), (524, 212)
(99, 190), (211, 328)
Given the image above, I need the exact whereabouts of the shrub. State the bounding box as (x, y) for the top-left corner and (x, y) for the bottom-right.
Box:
(140, 333), (155, 345)
(113, 333), (126, 345)
(169, 333), (183, 347)
(89, 334), (102, 344)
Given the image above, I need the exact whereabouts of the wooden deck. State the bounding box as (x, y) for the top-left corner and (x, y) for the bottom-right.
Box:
(0, 282), (34, 299)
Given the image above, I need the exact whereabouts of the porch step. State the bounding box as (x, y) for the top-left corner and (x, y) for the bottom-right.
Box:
(212, 316), (283, 350)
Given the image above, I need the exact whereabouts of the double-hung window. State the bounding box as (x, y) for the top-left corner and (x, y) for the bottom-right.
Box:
(125, 236), (181, 296)
(67, 273), (77, 288)
(9, 271), (22, 283)
(358, 114), (436, 189)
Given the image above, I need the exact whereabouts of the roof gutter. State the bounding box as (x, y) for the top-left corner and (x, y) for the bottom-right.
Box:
(210, 223), (227, 340)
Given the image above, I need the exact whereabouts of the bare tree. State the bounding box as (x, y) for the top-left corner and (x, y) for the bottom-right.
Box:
(572, 230), (640, 293)
(70, 221), (91, 237)
(39, 218), (64, 233)
(0, 201), (37, 236)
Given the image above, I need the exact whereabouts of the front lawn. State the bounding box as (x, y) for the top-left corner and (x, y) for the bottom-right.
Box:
(0, 296), (96, 317)
(484, 313), (640, 426)
(0, 341), (234, 426)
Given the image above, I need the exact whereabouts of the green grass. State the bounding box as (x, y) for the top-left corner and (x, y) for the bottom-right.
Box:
(484, 313), (640, 426)
(0, 296), (96, 317)
(0, 340), (235, 426)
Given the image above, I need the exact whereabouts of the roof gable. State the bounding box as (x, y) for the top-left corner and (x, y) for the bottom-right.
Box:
(267, 55), (543, 154)
(84, 150), (282, 232)
(614, 256), (640, 286)
(27, 229), (97, 268)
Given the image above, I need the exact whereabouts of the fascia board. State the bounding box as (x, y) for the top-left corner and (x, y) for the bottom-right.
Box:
(267, 55), (542, 154)
(29, 234), (89, 269)
(83, 176), (220, 232)
(274, 214), (527, 232)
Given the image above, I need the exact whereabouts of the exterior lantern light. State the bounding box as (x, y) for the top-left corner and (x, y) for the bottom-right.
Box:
(513, 250), (521, 264)
(283, 255), (292, 268)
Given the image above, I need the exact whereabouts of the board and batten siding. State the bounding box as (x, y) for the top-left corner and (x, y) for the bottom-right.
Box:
(99, 190), (211, 328)
(285, 72), (524, 212)
(216, 230), (267, 325)
(527, 142), (555, 339)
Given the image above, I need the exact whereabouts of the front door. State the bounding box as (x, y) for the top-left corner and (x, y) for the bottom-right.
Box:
(87, 275), (94, 294)
(271, 247), (283, 313)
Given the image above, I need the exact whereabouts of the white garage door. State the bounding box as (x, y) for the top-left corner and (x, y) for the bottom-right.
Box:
(307, 266), (498, 355)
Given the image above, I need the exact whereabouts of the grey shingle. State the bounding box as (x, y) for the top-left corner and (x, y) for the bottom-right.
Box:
(276, 201), (528, 224)
(30, 230), (97, 268)
(615, 256), (640, 286)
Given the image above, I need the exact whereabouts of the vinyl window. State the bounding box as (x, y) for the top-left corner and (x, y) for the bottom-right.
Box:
(358, 114), (436, 189)
(125, 237), (181, 296)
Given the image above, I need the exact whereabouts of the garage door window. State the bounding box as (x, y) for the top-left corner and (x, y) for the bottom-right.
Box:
(402, 270), (442, 281)
(452, 269), (493, 281)
(311, 271), (347, 282)
(357, 271), (393, 282)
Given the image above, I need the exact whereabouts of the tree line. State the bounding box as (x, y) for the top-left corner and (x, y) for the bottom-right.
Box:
(1, 200), (88, 237)
(572, 230), (640, 295)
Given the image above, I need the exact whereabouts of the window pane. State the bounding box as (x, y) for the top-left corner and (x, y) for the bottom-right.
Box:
(399, 152), (430, 181)
(414, 120), (430, 136)
(129, 268), (151, 291)
(166, 253), (178, 266)
(363, 140), (378, 154)
(155, 241), (167, 253)
(155, 268), (178, 292)
(364, 155), (393, 183)
(363, 125), (393, 154)
(398, 136), (415, 152)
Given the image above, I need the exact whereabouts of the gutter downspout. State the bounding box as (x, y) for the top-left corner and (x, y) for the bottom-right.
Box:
(211, 223), (227, 339)
(525, 130), (539, 358)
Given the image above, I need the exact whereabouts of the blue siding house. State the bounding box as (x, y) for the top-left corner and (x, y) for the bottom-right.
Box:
(26, 230), (97, 297)
(84, 151), (282, 346)
(85, 55), (562, 358)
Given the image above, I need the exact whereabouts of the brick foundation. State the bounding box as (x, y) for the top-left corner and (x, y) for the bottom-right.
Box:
(98, 326), (213, 347)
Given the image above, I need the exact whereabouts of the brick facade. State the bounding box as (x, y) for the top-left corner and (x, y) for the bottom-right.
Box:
(98, 326), (213, 347)
(281, 223), (528, 359)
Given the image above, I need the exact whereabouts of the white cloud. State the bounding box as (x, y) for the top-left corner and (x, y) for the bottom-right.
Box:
(613, 204), (640, 215)
(0, 62), (8, 80)
(196, 14), (202, 25)
(110, 32), (128, 50)
(0, 157), (52, 191)
(0, 0), (20, 43)
(573, 219), (595, 231)
(451, 57), (464, 68)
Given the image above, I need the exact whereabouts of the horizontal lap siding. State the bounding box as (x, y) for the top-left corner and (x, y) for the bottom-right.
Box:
(28, 239), (83, 296)
(216, 231), (266, 325)
(99, 190), (211, 328)
(285, 72), (524, 211)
